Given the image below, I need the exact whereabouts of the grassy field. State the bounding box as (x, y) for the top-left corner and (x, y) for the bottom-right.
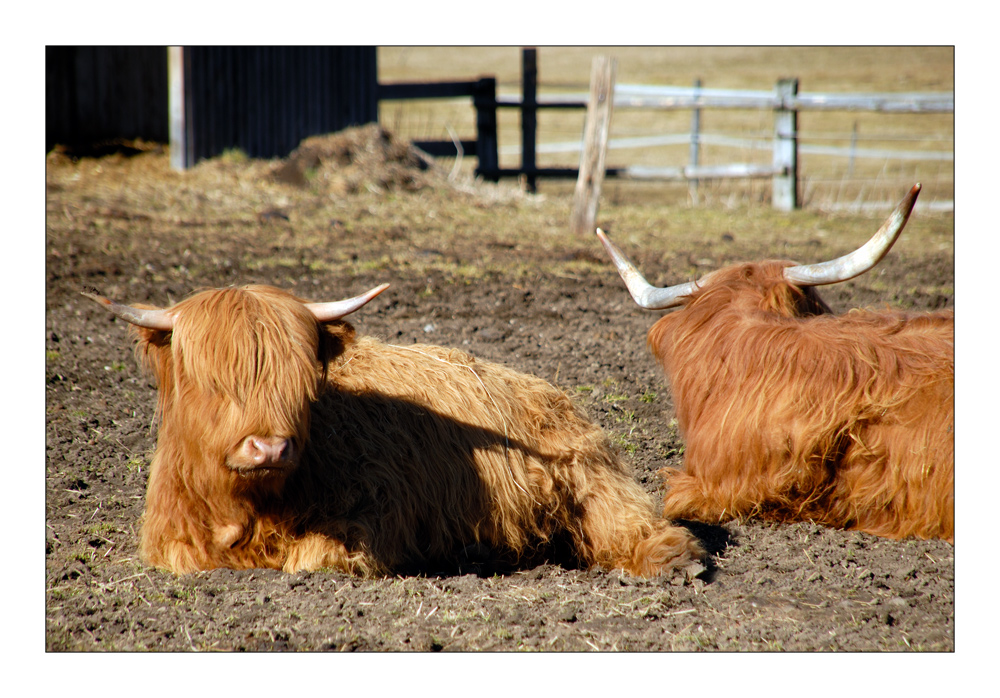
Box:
(378, 46), (954, 208)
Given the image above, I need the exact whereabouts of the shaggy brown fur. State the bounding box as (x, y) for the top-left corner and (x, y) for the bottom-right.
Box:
(648, 262), (954, 541)
(122, 285), (702, 576)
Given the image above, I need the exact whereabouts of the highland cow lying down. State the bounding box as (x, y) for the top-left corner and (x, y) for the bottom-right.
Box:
(86, 283), (703, 576)
(598, 184), (954, 542)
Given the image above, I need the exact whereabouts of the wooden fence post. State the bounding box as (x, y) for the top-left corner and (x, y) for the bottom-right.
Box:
(772, 77), (799, 211)
(521, 48), (538, 193)
(474, 77), (499, 181)
(849, 120), (858, 176)
(689, 78), (702, 204)
(571, 55), (617, 236)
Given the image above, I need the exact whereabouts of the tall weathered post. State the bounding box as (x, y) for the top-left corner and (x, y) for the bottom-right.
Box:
(689, 78), (702, 205)
(772, 77), (799, 211)
(571, 55), (617, 236)
(168, 47), (190, 171)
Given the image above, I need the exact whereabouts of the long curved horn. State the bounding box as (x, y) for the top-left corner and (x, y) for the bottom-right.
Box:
(783, 183), (921, 286)
(306, 283), (390, 322)
(82, 292), (175, 330)
(596, 229), (699, 309)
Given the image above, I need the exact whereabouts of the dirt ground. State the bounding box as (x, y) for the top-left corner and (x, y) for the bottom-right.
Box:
(44, 127), (954, 653)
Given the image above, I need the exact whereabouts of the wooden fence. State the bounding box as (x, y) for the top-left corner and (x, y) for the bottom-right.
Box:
(378, 48), (953, 210)
(378, 50), (587, 185)
(377, 78), (500, 180)
(551, 79), (953, 210)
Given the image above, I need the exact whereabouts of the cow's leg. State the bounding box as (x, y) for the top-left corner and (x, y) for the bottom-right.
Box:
(571, 472), (703, 577)
(625, 520), (705, 578)
(155, 540), (209, 575)
(659, 467), (743, 522)
(282, 533), (375, 575)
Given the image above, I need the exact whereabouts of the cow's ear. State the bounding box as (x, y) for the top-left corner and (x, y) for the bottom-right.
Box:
(317, 320), (355, 364)
(130, 324), (172, 386)
(646, 314), (679, 364)
(795, 286), (834, 317)
(760, 278), (833, 318)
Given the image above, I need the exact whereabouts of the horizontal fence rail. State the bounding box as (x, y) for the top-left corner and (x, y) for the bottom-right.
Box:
(500, 132), (955, 162)
(505, 84), (954, 113)
(623, 163), (781, 181)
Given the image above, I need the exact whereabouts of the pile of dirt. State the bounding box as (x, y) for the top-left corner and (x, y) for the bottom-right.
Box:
(268, 124), (526, 208)
(271, 124), (439, 194)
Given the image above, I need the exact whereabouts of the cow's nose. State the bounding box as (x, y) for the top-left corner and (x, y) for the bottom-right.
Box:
(246, 436), (293, 465)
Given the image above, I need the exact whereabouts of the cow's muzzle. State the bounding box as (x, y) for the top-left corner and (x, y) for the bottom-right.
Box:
(228, 436), (298, 475)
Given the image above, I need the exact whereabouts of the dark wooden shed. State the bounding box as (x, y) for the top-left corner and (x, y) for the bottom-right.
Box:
(46, 46), (379, 168)
(46, 46), (170, 149)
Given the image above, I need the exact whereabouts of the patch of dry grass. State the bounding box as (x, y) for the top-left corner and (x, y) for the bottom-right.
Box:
(46, 126), (952, 305)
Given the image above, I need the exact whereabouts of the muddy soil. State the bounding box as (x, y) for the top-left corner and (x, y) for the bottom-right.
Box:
(44, 128), (954, 652)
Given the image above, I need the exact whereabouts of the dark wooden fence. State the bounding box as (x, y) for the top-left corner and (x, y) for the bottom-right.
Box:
(377, 49), (615, 190)
(377, 78), (499, 180)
